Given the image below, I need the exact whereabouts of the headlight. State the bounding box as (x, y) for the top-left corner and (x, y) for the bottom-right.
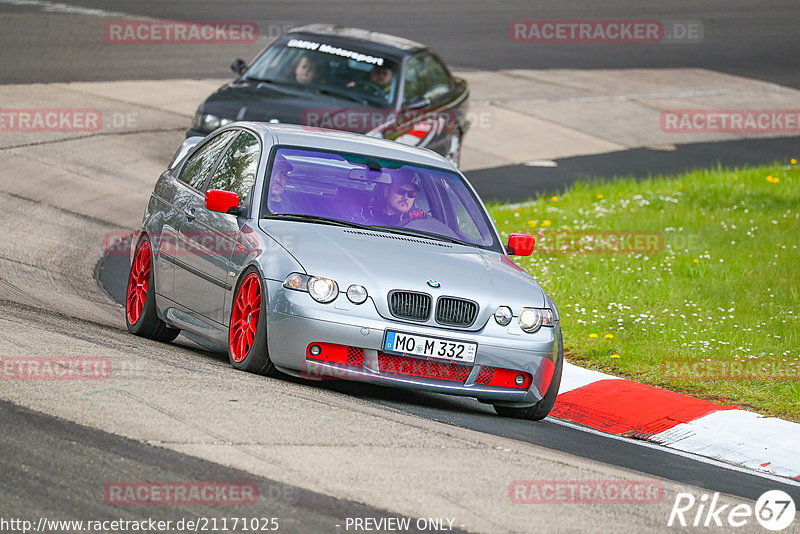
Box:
(220, 118), (233, 127)
(494, 306), (513, 326)
(518, 308), (554, 333)
(346, 284), (368, 304)
(201, 113), (221, 131)
(308, 277), (338, 303)
(283, 273), (308, 290)
(283, 273), (340, 303)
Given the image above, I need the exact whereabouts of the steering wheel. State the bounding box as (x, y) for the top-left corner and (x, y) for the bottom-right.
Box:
(359, 81), (387, 98)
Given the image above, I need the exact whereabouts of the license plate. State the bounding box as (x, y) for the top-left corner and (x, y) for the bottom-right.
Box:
(383, 330), (477, 364)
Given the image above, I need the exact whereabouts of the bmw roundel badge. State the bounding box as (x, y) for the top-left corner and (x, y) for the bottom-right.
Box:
(426, 280), (441, 288)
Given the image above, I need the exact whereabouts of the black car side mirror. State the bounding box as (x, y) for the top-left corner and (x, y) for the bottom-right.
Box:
(403, 96), (431, 111)
(230, 58), (247, 75)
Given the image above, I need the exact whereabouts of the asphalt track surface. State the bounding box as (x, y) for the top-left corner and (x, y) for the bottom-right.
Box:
(1, 0), (799, 89)
(0, 399), (445, 534)
(3, 0), (800, 530)
(467, 136), (800, 201)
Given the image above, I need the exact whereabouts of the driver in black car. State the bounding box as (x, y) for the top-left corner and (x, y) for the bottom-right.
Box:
(357, 170), (426, 226)
(347, 65), (393, 99)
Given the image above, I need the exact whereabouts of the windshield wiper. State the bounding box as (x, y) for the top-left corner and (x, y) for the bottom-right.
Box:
(373, 226), (472, 247)
(245, 76), (278, 83)
(263, 213), (374, 230)
(264, 214), (473, 246)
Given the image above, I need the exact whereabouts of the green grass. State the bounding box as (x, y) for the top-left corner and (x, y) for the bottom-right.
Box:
(488, 162), (800, 421)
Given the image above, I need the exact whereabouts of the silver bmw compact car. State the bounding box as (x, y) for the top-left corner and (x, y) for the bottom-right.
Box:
(126, 122), (562, 420)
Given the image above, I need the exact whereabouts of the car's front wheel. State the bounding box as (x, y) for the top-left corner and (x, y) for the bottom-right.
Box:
(493, 339), (563, 421)
(228, 268), (278, 376)
(125, 237), (180, 342)
(444, 131), (462, 168)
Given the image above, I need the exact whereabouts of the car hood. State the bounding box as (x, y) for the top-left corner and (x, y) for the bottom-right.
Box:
(201, 80), (381, 133)
(260, 220), (546, 329)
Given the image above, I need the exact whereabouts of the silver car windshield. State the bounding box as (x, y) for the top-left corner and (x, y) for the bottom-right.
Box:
(264, 147), (498, 249)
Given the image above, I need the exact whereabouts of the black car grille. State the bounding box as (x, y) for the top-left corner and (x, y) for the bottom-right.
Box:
(388, 291), (431, 321)
(435, 297), (478, 327)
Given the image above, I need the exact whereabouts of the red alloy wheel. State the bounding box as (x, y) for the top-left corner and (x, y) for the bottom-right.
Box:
(126, 240), (152, 325)
(230, 273), (261, 363)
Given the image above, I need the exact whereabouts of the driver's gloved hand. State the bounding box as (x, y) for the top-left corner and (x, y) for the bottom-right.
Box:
(407, 209), (427, 220)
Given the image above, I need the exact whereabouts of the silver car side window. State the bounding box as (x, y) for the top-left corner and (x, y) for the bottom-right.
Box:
(206, 132), (260, 203)
(178, 130), (238, 190)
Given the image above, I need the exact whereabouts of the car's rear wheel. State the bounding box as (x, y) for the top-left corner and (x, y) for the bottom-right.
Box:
(126, 237), (180, 342)
(228, 268), (278, 376)
(493, 339), (563, 421)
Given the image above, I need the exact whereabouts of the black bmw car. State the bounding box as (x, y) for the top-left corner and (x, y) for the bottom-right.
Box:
(188, 24), (470, 166)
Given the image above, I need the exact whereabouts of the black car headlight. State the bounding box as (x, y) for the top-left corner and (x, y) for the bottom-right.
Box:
(202, 113), (221, 131)
(194, 112), (232, 132)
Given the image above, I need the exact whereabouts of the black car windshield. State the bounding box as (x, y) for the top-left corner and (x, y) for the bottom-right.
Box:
(264, 147), (499, 250)
(245, 39), (399, 109)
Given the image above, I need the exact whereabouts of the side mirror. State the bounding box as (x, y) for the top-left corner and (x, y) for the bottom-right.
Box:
(206, 189), (243, 216)
(507, 233), (535, 256)
(230, 58), (247, 75)
(403, 96), (430, 111)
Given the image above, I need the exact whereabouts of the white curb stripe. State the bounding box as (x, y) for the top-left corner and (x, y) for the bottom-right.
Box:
(559, 361), (623, 394)
(556, 362), (800, 478)
(547, 417), (800, 488)
(650, 410), (800, 479)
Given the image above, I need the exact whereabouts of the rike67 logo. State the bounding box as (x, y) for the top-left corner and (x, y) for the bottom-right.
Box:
(668, 490), (796, 531)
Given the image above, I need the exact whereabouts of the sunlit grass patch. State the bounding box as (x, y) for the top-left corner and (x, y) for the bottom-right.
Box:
(489, 162), (800, 420)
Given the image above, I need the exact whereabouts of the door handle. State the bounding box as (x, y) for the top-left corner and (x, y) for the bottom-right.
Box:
(186, 207), (196, 222)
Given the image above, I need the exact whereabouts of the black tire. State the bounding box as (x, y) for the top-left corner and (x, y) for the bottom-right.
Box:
(125, 237), (181, 342)
(227, 267), (278, 377)
(494, 334), (563, 421)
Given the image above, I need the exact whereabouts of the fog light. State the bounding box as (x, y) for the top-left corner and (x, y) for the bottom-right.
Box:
(515, 374), (525, 386)
(310, 344), (322, 357)
(494, 306), (513, 326)
(346, 284), (368, 304)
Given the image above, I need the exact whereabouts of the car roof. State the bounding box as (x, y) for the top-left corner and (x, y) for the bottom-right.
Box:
(233, 122), (454, 170)
(286, 24), (428, 59)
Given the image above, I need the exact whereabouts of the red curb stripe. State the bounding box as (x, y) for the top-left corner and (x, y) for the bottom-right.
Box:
(551, 379), (737, 435)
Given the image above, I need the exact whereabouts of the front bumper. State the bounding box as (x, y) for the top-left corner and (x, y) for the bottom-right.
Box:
(265, 280), (560, 405)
